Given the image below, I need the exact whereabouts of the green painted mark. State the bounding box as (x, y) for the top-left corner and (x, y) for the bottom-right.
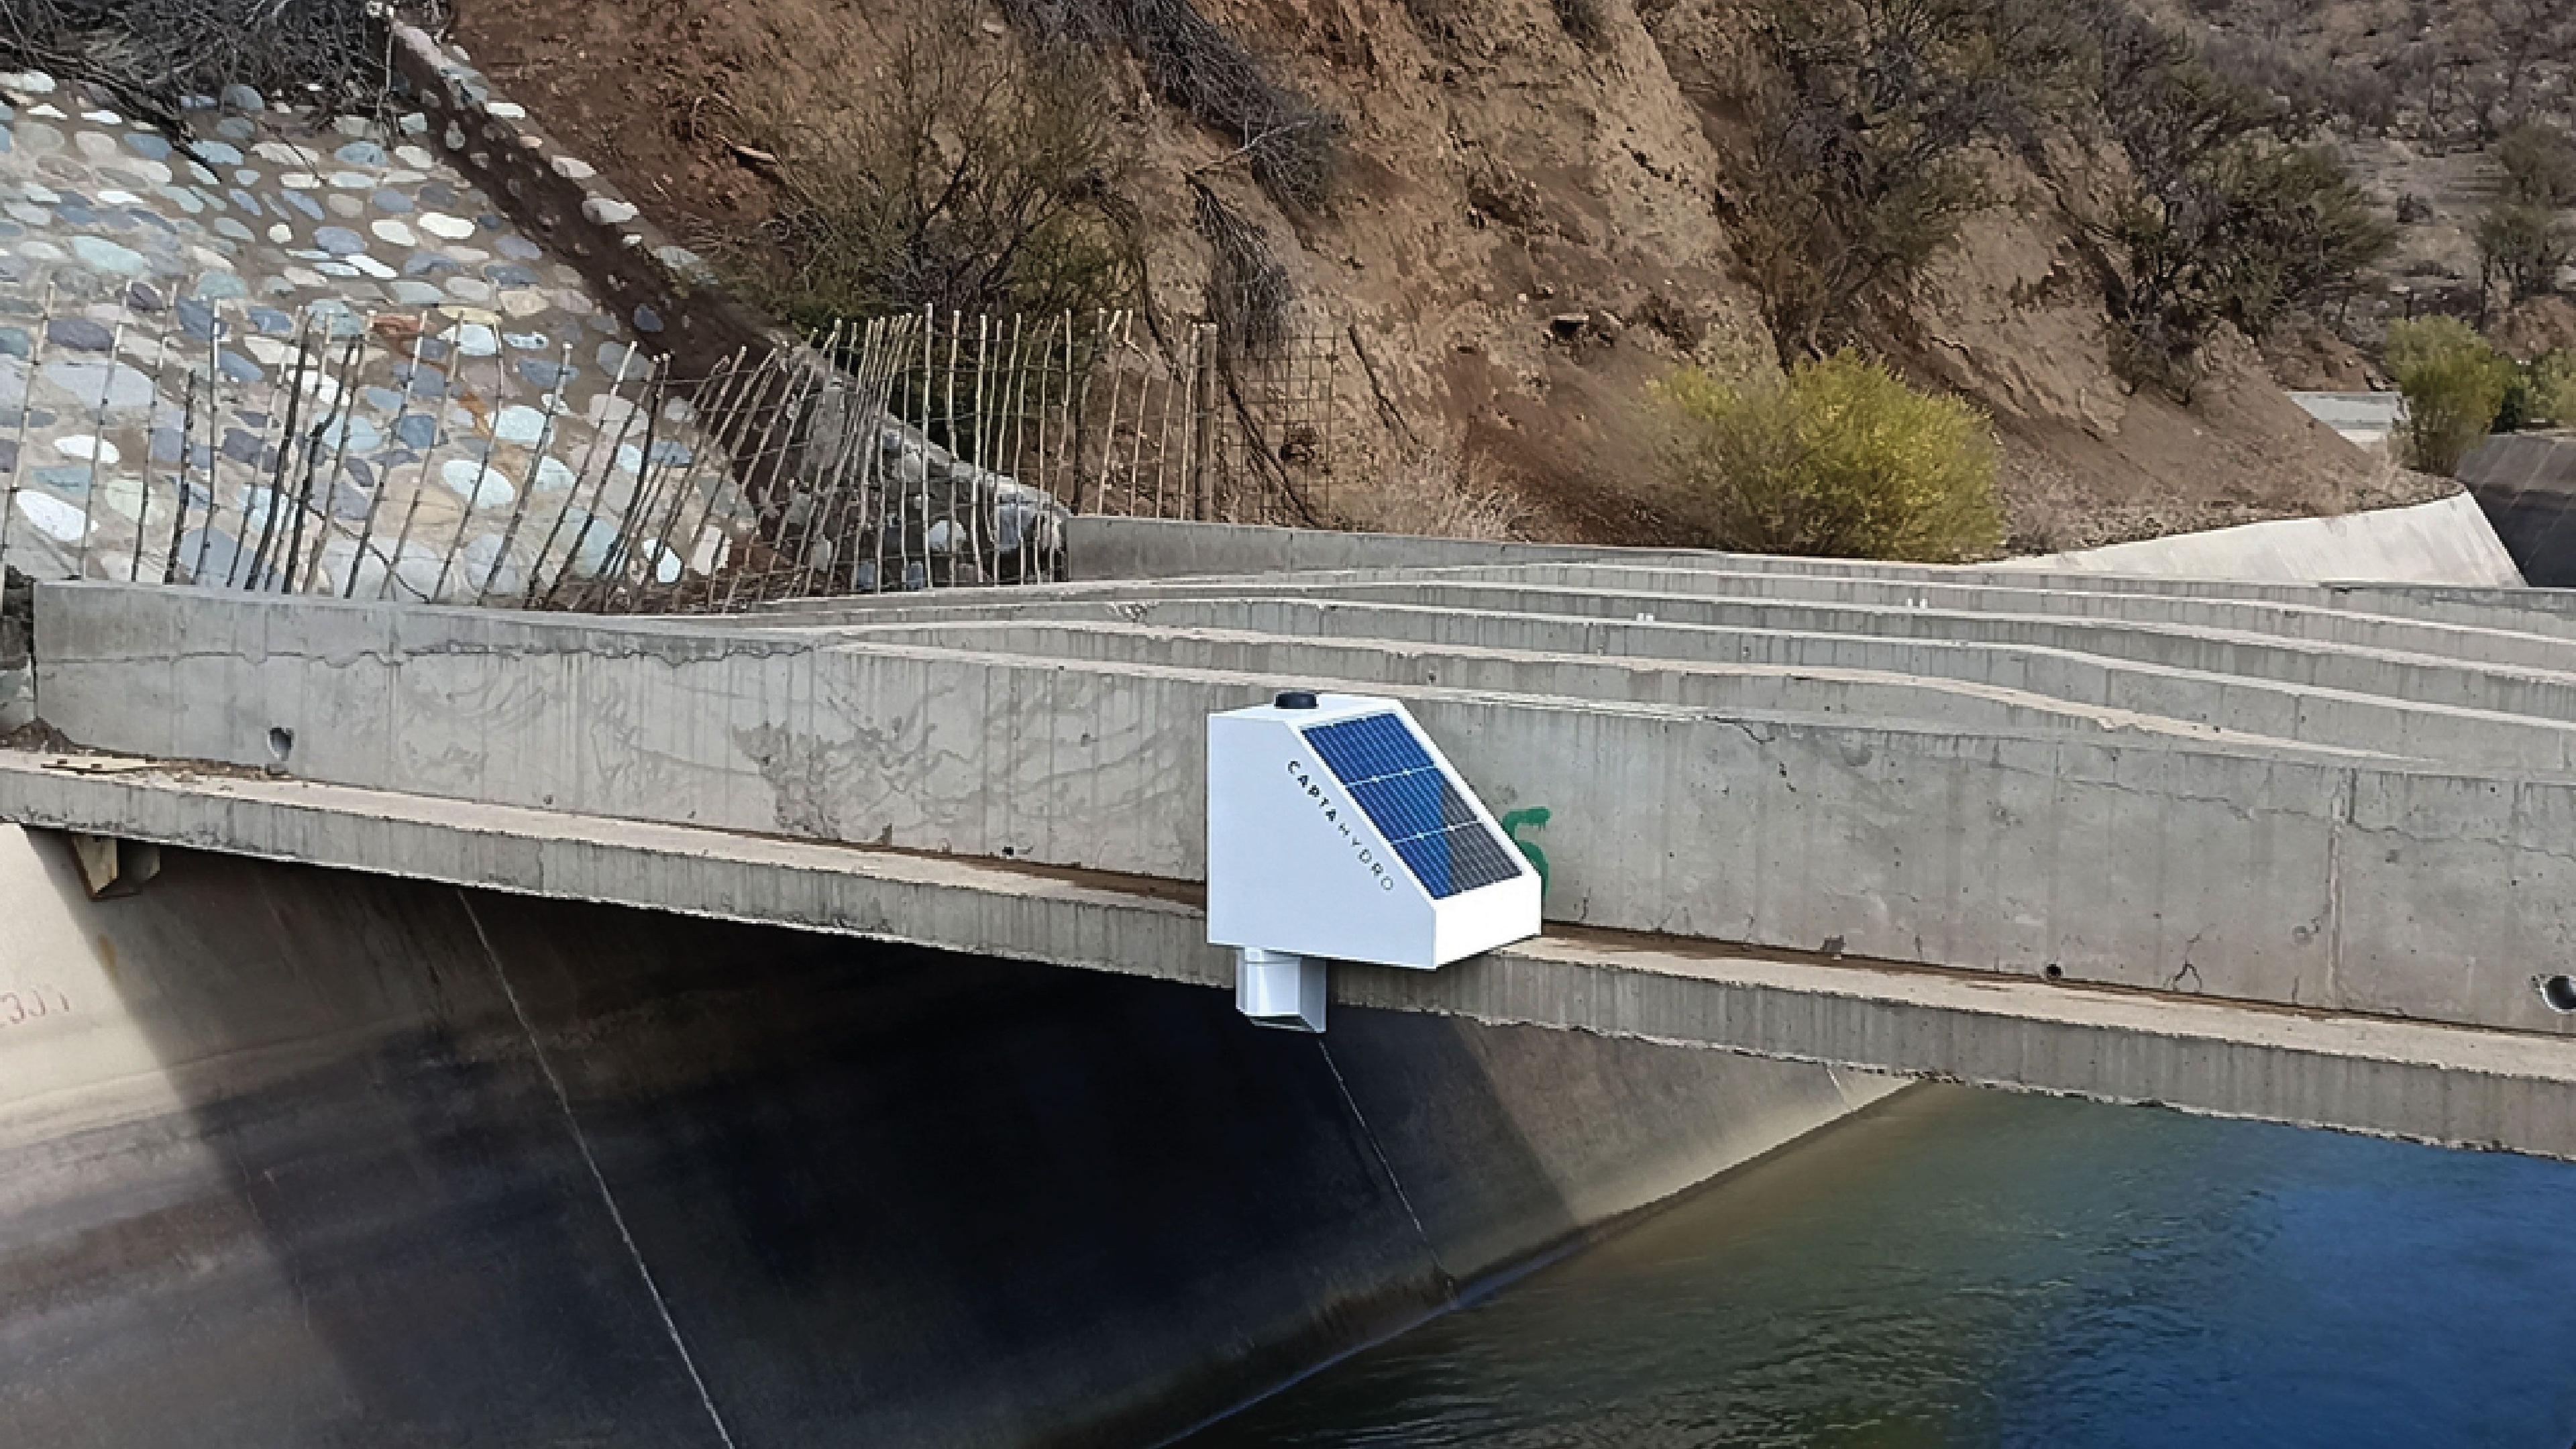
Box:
(1500, 806), (1552, 898)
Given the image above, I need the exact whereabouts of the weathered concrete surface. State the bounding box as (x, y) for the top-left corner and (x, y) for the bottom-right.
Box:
(777, 566), (2576, 676)
(854, 574), (2576, 714)
(2462, 432), (2576, 588)
(0, 819), (1885, 1446)
(820, 614), (2576, 771)
(33, 581), (2576, 1041)
(2004, 491), (2520, 586)
(3, 764), (2571, 1161)
(2289, 391), (2407, 452)
(1069, 514), (2528, 594)
(1062, 517), (2576, 649)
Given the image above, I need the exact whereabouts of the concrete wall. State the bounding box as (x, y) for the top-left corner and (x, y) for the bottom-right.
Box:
(833, 616), (2576, 771)
(2002, 491), (2522, 586)
(2289, 391), (2406, 452)
(0, 826), (1887, 1446)
(1143, 580), (2576, 716)
(817, 566), (2576, 683)
(821, 604), (2576, 770)
(801, 562), (2576, 674)
(1067, 515), (2545, 612)
(2461, 433), (2576, 588)
(33, 584), (2576, 1040)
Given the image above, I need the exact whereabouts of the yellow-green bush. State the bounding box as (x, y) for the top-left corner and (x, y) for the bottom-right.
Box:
(2383, 316), (2486, 380)
(2387, 317), (2514, 476)
(2518, 352), (2576, 431)
(1652, 354), (2004, 562)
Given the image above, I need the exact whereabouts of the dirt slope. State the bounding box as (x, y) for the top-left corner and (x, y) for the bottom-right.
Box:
(452, 0), (2424, 551)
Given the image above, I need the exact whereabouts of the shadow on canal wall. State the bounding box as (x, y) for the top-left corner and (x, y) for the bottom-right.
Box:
(0, 828), (1892, 1446)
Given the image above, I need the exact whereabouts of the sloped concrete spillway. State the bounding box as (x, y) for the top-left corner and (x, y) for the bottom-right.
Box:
(0, 824), (1889, 1446)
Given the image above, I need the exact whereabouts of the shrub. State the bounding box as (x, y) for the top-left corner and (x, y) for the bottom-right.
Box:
(728, 7), (1138, 326)
(2497, 122), (2576, 208)
(998, 0), (1342, 209)
(1363, 441), (1527, 540)
(1726, 0), (2081, 362)
(0, 0), (435, 115)
(1652, 354), (2003, 561)
(2500, 351), (2576, 432)
(2383, 316), (2485, 378)
(2530, 354), (2576, 429)
(1191, 179), (1292, 350)
(2387, 318), (2514, 474)
(1553, 0), (1609, 48)
(2477, 201), (2574, 305)
(2082, 5), (2392, 397)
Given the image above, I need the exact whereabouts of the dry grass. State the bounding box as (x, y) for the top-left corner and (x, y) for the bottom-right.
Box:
(0, 0), (442, 116)
(1357, 441), (1529, 541)
(1553, 0), (1609, 48)
(998, 0), (1341, 209)
(718, 1), (1138, 325)
(1191, 180), (1292, 352)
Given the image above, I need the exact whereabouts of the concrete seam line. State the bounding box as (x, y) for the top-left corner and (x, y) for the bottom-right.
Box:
(458, 890), (741, 1449)
(1313, 1036), (1456, 1298)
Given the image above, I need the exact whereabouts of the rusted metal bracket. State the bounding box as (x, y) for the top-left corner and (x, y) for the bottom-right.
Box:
(66, 833), (160, 900)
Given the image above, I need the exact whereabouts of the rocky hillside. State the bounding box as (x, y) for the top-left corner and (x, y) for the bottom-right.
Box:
(449, 0), (2438, 553)
(2165, 0), (2576, 382)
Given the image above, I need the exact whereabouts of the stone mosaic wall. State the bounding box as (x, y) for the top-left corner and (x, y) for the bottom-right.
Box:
(0, 34), (1236, 614)
(0, 66), (744, 605)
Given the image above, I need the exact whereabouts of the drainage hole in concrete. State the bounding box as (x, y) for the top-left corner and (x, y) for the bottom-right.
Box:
(2043, 965), (2062, 981)
(268, 726), (295, 765)
(2542, 976), (2576, 1014)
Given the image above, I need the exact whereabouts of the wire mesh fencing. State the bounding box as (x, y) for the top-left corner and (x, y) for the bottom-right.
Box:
(800, 309), (1340, 529)
(0, 297), (1341, 614)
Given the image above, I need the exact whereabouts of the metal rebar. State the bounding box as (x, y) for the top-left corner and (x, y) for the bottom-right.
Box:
(127, 285), (190, 584)
(189, 301), (226, 585)
(667, 346), (769, 610)
(339, 307), (430, 597)
(161, 369), (199, 584)
(430, 315), (523, 604)
(524, 339), (639, 607)
(793, 324), (881, 602)
(241, 315), (316, 589)
(636, 348), (751, 611)
(72, 313), (131, 580)
(380, 315), (466, 601)
(0, 281), (58, 576)
(480, 339), (576, 605)
(282, 328), (366, 594)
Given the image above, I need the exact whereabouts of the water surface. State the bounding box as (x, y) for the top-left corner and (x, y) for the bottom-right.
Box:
(1185, 1087), (2576, 1448)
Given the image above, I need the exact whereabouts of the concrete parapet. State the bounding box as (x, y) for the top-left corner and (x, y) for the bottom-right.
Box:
(1065, 517), (2564, 633)
(2002, 490), (2521, 586)
(824, 612), (2576, 771)
(1082, 578), (2576, 721)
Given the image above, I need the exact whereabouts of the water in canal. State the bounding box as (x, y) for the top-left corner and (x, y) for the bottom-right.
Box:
(1183, 1085), (2576, 1448)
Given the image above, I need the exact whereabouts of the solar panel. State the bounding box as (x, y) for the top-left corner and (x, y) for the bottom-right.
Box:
(1301, 713), (1526, 899)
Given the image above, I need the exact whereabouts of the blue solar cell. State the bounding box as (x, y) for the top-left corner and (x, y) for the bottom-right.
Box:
(1303, 713), (1525, 899)
(1307, 712), (1430, 783)
(1352, 773), (1447, 839)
